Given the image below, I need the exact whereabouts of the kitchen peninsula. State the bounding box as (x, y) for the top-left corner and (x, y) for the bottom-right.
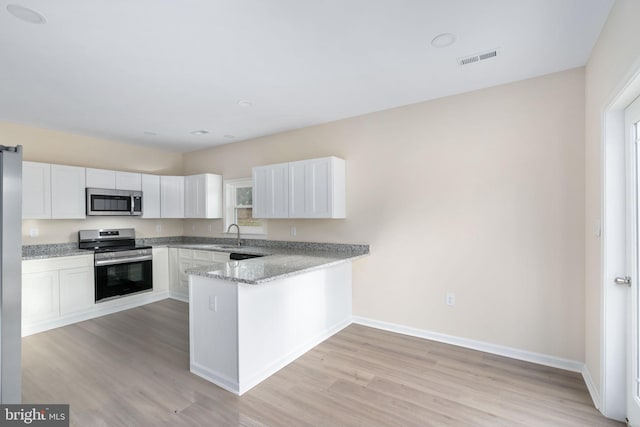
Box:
(182, 242), (367, 395)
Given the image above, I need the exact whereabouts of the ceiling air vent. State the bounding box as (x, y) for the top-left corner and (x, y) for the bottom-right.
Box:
(457, 49), (498, 66)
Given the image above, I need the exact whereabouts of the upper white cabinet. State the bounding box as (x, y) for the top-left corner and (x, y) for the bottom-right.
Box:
(252, 163), (289, 218)
(86, 168), (141, 191)
(86, 168), (116, 189)
(141, 174), (161, 219)
(289, 157), (345, 218)
(23, 161), (51, 219)
(160, 176), (185, 218)
(115, 172), (142, 191)
(51, 164), (86, 219)
(253, 156), (345, 219)
(185, 174), (223, 219)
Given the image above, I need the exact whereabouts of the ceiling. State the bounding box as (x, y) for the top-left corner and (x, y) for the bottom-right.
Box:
(0, 0), (614, 152)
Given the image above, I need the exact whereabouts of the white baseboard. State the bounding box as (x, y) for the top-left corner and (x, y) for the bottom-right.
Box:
(22, 291), (170, 337)
(168, 292), (189, 303)
(351, 316), (585, 373)
(582, 365), (601, 410)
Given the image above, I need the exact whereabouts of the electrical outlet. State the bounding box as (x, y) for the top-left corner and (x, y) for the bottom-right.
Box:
(290, 226), (297, 236)
(209, 223), (213, 233)
(29, 228), (39, 238)
(191, 224), (196, 232)
(155, 223), (162, 233)
(446, 293), (455, 306)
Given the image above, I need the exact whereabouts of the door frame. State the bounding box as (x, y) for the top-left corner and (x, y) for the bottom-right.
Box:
(602, 63), (640, 420)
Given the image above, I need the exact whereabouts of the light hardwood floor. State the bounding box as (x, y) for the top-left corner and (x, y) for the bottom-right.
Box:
(22, 299), (621, 426)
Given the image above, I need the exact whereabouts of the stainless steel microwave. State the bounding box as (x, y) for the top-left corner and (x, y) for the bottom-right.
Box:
(86, 188), (142, 216)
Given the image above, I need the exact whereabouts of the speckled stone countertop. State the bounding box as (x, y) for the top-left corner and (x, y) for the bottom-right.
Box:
(22, 237), (369, 283)
(22, 243), (93, 260)
(184, 249), (367, 285)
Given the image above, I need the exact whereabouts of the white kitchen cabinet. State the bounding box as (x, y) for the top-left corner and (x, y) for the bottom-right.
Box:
(253, 156), (345, 219)
(86, 168), (116, 189)
(170, 249), (230, 301)
(115, 171), (142, 191)
(185, 174), (223, 219)
(86, 168), (142, 191)
(22, 255), (94, 328)
(141, 174), (161, 218)
(252, 163), (289, 218)
(59, 266), (94, 315)
(22, 270), (60, 325)
(289, 157), (346, 218)
(51, 164), (86, 219)
(152, 247), (170, 293)
(160, 176), (185, 218)
(22, 161), (51, 219)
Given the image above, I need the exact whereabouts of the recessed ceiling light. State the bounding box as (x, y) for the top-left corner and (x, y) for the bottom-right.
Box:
(190, 130), (209, 135)
(6, 4), (46, 24)
(224, 135), (235, 139)
(238, 100), (253, 107)
(431, 33), (456, 48)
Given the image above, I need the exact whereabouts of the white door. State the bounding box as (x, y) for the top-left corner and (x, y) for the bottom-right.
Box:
(626, 95), (640, 425)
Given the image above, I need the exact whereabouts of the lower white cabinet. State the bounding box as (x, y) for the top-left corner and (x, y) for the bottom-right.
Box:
(152, 247), (170, 293)
(22, 270), (59, 324)
(59, 267), (94, 315)
(169, 249), (229, 300)
(22, 255), (94, 329)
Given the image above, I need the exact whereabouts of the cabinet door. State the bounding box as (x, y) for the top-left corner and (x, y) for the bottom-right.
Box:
(115, 172), (142, 191)
(185, 174), (223, 219)
(141, 174), (161, 218)
(59, 267), (94, 315)
(168, 248), (181, 294)
(152, 248), (169, 293)
(160, 176), (185, 218)
(51, 164), (86, 219)
(289, 157), (346, 218)
(86, 168), (116, 189)
(184, 174), (204, 218)
(22, 270), (60, 324)
(252, 163), (289, 218)
(22, 161), (51, 219)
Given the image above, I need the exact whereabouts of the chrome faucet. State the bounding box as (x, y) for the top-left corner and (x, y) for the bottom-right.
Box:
(227, 223), (241, 247)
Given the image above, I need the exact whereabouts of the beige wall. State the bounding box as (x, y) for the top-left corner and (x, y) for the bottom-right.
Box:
(584, 0), (640, 398)
(1, 121), (185, 243)
(183, 68), (586, 361)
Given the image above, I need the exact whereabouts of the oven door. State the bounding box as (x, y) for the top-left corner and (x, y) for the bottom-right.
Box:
(95, 257), (153, 302)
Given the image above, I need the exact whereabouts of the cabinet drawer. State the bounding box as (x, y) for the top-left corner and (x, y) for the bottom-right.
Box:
(23, 255), (93, 274)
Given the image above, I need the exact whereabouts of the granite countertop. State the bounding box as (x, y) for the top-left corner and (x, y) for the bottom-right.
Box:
(184, 250), (367, 285)
(22, 238), (369, 284)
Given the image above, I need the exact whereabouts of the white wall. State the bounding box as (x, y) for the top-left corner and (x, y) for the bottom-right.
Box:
(183, 68), (586, 361)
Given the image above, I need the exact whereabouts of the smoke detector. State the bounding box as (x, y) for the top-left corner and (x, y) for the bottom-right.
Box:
(458, 49), (499, 66)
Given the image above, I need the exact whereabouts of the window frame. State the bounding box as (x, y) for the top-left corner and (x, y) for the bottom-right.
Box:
(223, 177), (266, 235)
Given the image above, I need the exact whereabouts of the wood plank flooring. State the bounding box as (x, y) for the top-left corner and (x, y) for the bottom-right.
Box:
(22, 299), (621, 426)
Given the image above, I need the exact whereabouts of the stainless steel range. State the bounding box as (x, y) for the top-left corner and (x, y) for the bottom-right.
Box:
(79, 228), (153, 302)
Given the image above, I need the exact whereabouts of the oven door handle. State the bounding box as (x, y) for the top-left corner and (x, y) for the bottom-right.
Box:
(95, 255), (153, 266)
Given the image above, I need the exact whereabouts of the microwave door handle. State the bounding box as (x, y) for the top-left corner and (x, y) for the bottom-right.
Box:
(130, 195), (134, 215)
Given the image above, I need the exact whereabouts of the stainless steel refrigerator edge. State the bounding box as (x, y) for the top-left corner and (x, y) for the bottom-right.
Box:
(0, 145), (22, 403)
